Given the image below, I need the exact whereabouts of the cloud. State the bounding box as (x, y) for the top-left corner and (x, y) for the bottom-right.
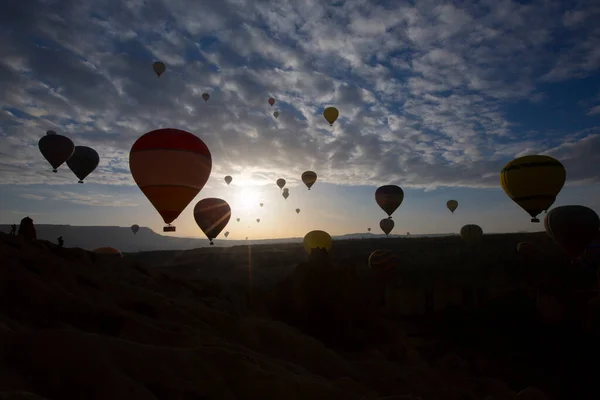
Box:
(588, 105), (600, 116)
(20, 193), (46, 200)
(48, 191), (139, 207)
(1, 0), (599, 192)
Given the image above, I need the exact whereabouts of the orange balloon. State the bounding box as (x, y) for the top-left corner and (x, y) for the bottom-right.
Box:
(129, 128), (212, 231)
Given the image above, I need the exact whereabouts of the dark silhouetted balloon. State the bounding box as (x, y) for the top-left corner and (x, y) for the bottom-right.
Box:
(67, 146), (99, 183)
(193, 198), (231, 245)
(38, 134), (75, 172)
(544, 205), (600, 259)
(375, 185), (404, 217)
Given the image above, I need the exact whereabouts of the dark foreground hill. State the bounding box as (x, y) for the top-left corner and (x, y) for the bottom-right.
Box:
(1, 231), (599, 399)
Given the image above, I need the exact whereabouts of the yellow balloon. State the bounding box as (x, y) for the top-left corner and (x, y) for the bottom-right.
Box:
(500, 155), (566, 223)
(446, 200), (458, 213)
(323, 107), (339, 126)
(303, 230), (332, 254)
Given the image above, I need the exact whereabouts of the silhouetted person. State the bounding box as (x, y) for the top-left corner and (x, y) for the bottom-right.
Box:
(18, 216), (36, 242)
(9, 224), (16, 235)
(57, 236), (64, 248)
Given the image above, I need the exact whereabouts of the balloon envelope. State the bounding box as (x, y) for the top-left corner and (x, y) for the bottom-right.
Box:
(447, 200), (458, 213)
(202, 93), (210, 102)
(129, 128), (212, 231)
(375, 185), (404, 217)
(301, 171), (317, 190)
(303, 230), (332, 254)
(224, 231), (229, 238)
(224, 175), (232, 185)
(380, 218), (394, 236)
(544, 205), (600, 259)
(38, 134), (75, 172)
(282, 191), (289, 199)
(500, 155), (566, 222)
(268, 98), (275, 106)
(460, 224), (483, 246)
(323, 107), (339, 126)
(131, 224), (140, 235)
(276, 178), (286, 189)
(296, 208), (300, 214)
(273, 111), (279, 119)
(369, 249), (400, 274)
(153, 61), (166, 77)
(193, 198), (231, 245)
(67, 146), (99, 183)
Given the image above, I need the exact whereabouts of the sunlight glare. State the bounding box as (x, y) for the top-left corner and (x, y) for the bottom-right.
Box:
(238, 187), (260, 209)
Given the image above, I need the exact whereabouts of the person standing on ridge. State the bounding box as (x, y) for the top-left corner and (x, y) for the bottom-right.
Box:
(10, 224), (16, 235)
(57, 236), (64, 248)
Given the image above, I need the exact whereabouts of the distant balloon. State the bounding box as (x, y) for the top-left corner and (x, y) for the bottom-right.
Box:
(67, 146), (99, 183)
(131, 224), (140, 235)
(367, 228), (371, 232)
(268, 98), (275, 106)
(273, 111), (280, 119)
(46, 130), (57, 135)
(282, 191), (289, 200)
(303, 230), (332, 255)
(296, 208), (300, 214)
(323, 107), (339, 126)
(237, 218), (240, 222)
(38, 133), (75, 172)
(447, 200), (458, 214)
(283, 187), (289, 193)
(193, 198), (231, 246)
(202, 93), (210, 102)
(224, 231), (229, 238)
(260, 203), (264, 207)
(301, 171), (317, 190)
(375, 185), (404, 217)
(544, 205), (600, 259)
(256, 218), (260, 223)
(380, 218), (394, 237)
(276, 178), (286, 190)
(460, 224), (483, 246)
(500, 155), (566, 223)
(153, 61), (166, 77)
(224, 175), (232, 185)
(369, 249), (400, 275)
(93, 247), (122, 258)
(129, 128), (212, 232)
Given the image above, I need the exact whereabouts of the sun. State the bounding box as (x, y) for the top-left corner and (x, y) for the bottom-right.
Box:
(238, 187), (260, 209)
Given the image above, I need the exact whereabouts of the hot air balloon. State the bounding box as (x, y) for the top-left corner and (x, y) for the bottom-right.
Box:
(224, 231), (229, 238)
(369, 249), (400, 275)
(237, 218), (240, 222)
(301, 171), (317, 190)
(193, 198), (231, 245)
(276, 178), (286, 190)
(129, 128), (212, 232)
(268, 98), (275, 106)
(447, 200), (458, 214)
(259, 203), (264, 207)
(224, 175), (232, 185)
(460, 224), (483, 246)
(283, 187), (289, 193)
(38, 133), (75, 172)
(131, 224), (140, 235)
(153, 61), (166, 77)
(93, 247), (122, 258)
(46, 130), (57, 135)
(380, 218), (394, 237)
(544, 205), (600, 259)
(256, 218), (260, 223)
(66, 146), (99, 183)
(375, 185), (404, 218)
(296, 208), (300, 214)
(202, 93), (210, 102)
(367, 228), (371, 232)
(500, 155), (566, 223)
(282, 191), (289, 200)
(323, 107), (339, 126)
(303, 230), (332, 255)
(273, 111), (280, 119)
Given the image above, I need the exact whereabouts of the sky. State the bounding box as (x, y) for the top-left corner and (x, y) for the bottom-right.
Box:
(1, 0), (600, 241)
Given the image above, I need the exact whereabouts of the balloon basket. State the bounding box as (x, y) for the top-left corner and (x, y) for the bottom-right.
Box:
(52, 169), (57, 173)
(531, 218), (540, 223)
(163, 226), (176, 232)
(78, 180), (84, 184)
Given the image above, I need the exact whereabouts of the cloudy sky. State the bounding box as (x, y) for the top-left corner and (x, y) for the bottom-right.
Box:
(1, 0), (600, 241)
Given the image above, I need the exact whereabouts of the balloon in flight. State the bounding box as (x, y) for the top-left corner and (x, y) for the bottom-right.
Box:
(447, 200), (458, 214)
(153, 61), (166, 77)
(38, 133), (75, 172)
(131, 224), (140, 235)
(224, 175), (232, 185)
(67, 146), (99, 183)
(323, 107), (339, 126)
(296, 208), (300, 214)
(544, 205), (600, 259)
(276, 178), (286, 190)
(193, 198), (231, 245)
(256, 218), (260, 223)
(500, 155), (566, 223)
(301, 171), (317, 190)
(260, 203), (264, 207)
(375, 185), (404, 217)
(303, 230), (332, 255)
(282, 191), (289, 200)
(460, 224), (483, 246)
(202, 93), (210, 102)
(224, 231), (229, 238)
(237, 218), (240, 222)
(129, 128), (212, 232)
(369, 249), (400, 275)
(273, 111), (279, 119)
(367, 228), (371, 232)
(268, 98), (275, 106)
(380, 218), (394, 236)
